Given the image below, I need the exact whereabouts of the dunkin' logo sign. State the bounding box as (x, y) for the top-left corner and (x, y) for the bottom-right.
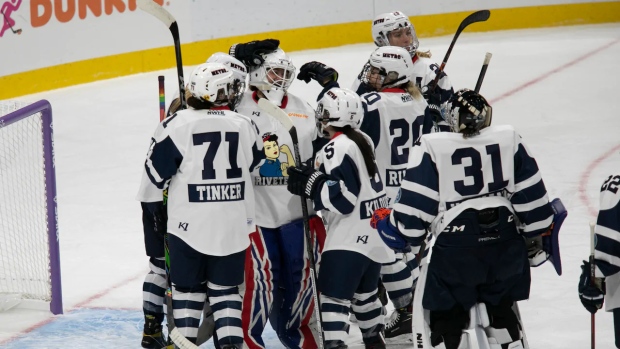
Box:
(3, 0), (170, 38)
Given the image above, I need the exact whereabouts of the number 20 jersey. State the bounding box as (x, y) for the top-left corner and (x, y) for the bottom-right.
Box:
(391, 125), (554, 246)
(144, 108), (262, 256)
(359, 89), (433, 205)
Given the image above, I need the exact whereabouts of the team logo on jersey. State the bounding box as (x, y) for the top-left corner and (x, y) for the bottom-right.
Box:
(187, 182), (245, 202)
(288, 112), (308, 119)
(356, 235), (369, 244)
(401, 94), (413, 103)
(255, 132), (295, 185)
(360, 194), (390, 219)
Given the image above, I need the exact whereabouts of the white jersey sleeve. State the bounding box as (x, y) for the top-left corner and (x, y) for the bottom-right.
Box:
(144, 108), (261, 256)
(313, 132), (393, 263)
(595, 173), (620, 278)
(136, 121), (168, 203)
(358, 90), (433, 205)
(390, 125), (553, 247)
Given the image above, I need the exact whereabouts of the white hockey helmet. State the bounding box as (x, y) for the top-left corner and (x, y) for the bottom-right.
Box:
(188, 62), (243, 108)
(316, 88), (363, 136)
(361, 46), (414, 89)
(372, 11), (419, 56)
(447, 88), (493, 137)
(248, 48), (296, 106)
(206, 52), (248, 88)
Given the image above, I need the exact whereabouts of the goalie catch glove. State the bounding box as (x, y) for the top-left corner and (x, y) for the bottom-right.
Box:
(297, 61), (339, 86)
(229, 39), (280, 67)
(286, 164), (327, 199)
(371, 208), (408, 251)
(578, 260), (605, 314)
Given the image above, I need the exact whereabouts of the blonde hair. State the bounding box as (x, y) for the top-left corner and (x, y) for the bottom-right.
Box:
(416, 50), (432, 59)
(404, 81), (423, 100)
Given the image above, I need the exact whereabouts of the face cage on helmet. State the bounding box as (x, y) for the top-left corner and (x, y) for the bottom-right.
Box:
(361, 62), (407, 90)
(315, 104), (342, 136)
(228, 79), (246, 109)
(449, 104), (493, 135)
(386, 25), (419, 56)
(262, 63), (295, 91)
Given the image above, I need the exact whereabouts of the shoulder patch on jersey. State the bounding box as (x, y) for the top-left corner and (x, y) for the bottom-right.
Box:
(326, 180), (338, 186)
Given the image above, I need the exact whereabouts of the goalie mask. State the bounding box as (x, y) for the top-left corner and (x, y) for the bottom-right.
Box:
(206, 52), (248, 101)
(447, 89), (493, 137)
(361, 46), (414, 90)
(188, 62), (243, 109)
(316, 88), (363, 137)
(372, 11), (419, 57)
(248, 48), (296, 106)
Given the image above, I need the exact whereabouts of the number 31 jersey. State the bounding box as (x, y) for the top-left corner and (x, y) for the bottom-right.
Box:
(391, 125), (554, 246)
(144, 108), (262, 256)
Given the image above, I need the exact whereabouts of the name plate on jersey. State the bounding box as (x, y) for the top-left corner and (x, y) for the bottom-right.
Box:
(188, 182), (245, 202)
(360, 194), (390, 219)
(385, 169), (406, 187)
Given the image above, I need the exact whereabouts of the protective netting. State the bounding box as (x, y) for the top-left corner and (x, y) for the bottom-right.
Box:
(0, 101), (52, 305)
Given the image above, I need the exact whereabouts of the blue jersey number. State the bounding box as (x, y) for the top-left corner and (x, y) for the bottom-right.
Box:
(452, 144), (508, 196)
(192, 132), (241, 180)
(389, 118), (424, 165)
(602, 175), (620, 194)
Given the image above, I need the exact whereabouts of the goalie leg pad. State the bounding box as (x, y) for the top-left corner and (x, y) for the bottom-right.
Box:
(483, 300), (524, 349)
(429, 306), (470, 349)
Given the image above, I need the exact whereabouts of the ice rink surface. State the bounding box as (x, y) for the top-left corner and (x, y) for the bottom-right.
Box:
(1, 23), (619, 348)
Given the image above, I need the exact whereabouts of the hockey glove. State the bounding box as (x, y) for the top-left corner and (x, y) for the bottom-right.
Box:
(286, 164), (327, 199)
(297, 61), (339, 86)
(229, 39), (280, 67)
(144, 201), (167, 237)
(421, 84), (442, 106)
(371, 208), (408, 251)
(578, 260), (605, 314)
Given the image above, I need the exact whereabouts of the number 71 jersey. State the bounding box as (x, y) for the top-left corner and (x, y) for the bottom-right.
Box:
(144, 108), (262, 256)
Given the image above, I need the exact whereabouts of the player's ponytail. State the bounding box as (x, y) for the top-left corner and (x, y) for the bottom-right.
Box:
(404, 81), (423, 101)
(338, 126), (377, 177)
(187, 95), (214, 110)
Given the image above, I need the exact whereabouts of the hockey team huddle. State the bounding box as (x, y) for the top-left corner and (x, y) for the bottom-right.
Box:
(136, 10), (620, 349)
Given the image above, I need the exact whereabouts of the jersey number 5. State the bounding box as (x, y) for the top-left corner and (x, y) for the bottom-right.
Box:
(452, 144), (508, 196)
(193, 132), (242, 180)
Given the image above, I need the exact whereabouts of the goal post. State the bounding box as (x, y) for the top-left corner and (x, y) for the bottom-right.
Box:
(0, 100), (63, 315)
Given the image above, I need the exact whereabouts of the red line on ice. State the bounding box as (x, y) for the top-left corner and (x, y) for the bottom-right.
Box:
(578, 144), (620, 218)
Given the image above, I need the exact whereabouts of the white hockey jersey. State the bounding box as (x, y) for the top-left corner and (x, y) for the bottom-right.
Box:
(390, 125), (554, 247)
(312, 131), (394, 264)
(143, 107), (262, 256)
(594, 173), (620, 310)
(236, 91), (319, 228)
(358, 89), (433, 205)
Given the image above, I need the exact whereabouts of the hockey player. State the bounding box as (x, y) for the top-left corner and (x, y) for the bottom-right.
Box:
(578, 172), (620, 348)
(136, 52), (248, 348)
(228, 41), (327, 348)
(352, 11), (454, 132)
(286, 87), (392, 349)
(296, 47), (438, 343)
(143, 62), (262, 348)
(371, 89), (555, 349)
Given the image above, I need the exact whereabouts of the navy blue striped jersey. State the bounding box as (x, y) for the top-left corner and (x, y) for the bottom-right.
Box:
(390, 125), (554, 248)
(312, 131), (394, 263)
(143, 108), (262, 256)
(359, 89), (434, 206)
(595, 173), (620, 278)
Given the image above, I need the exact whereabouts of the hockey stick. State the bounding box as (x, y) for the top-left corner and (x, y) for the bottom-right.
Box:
(158, 76), (166, 121)
(138, 0), (186, 110)
(1, 10), (22, 35)
(429, 10), (491, 92)
(589, 221), (596, 349)
(257, 97), (326, 349)
(474, 52), (492, 93)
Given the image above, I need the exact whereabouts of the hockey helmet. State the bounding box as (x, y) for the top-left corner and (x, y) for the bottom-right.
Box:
(316, 88), (363, 136)
(447, 89), (493, 137)
(361, 46), (414, 90)
(188, 62), (243, 109)
(372, 11), (419, 56)
(248, 48), (296, 106)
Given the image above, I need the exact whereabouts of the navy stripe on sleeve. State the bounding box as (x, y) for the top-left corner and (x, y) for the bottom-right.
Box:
(403, 152), (439, 192)
(146, 136), (183, 189)
(514, 143), (540, 185)
(360, 103), (381, 148)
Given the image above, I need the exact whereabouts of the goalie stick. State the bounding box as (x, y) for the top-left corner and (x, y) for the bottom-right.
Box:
(138, 0), (186, 110)
(257, 97), (326, 349)
(428, 10), (491, 92)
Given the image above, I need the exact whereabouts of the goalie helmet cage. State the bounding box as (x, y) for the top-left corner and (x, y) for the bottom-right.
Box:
(0, 100), (63, 315)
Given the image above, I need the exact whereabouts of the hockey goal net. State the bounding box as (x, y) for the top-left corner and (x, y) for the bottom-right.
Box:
(0, 100), (63, 315)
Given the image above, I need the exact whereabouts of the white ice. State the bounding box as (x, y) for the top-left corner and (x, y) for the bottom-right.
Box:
(0, 23), (619, 348)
